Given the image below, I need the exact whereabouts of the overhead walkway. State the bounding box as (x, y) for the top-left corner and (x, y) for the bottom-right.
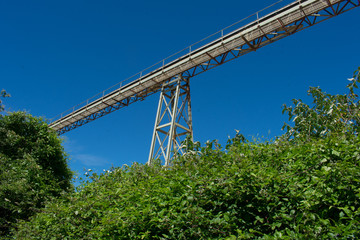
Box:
(50, 0), (359, 136)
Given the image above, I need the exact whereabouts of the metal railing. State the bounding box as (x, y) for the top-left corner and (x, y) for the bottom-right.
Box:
(50, 0), (300, 123)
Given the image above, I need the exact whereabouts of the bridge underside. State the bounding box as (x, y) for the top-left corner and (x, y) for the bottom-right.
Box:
(48, 0), (360, 164)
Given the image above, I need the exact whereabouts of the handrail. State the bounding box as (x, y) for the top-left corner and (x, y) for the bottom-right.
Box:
(49, 0), (295, 123)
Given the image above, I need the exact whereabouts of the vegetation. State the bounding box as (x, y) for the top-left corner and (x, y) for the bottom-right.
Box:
(11, 134), (360, 239)
(10, 68), (360, 239)
(0, 90), (10, 113)
(0, 112), (73, 237)
(281, 68), (360, 141)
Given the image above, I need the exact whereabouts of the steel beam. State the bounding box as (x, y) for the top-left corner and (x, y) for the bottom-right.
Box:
(148, 75), (193, 166)
(49, 0), (359, 135)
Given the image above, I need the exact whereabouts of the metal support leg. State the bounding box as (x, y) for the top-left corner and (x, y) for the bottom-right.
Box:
(148, 75), (193, 166)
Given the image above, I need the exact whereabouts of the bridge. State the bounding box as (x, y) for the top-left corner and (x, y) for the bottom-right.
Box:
(49, 0), (360, 166)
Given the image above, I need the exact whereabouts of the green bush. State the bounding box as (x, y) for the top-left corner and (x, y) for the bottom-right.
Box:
(282, 67), (360, 140)
(12, 68), (360, 239)
(12, 133), (360, 239)
(0, 112), (73, 237)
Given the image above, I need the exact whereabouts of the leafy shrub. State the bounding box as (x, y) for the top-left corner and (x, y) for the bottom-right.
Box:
(0, 112), (73, 237)
(12, 68), (360, 239)
(282, 67), (360, 141)
(12, 133), (360, 239)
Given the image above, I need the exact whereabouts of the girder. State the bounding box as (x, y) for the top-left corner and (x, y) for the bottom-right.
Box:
(49, 0), (359, 135)
(148, 76), (193, 166)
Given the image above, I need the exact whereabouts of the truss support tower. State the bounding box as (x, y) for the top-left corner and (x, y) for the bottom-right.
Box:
(148, 75), (193, 166)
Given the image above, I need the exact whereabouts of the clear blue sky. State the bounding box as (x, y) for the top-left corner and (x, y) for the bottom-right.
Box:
(1, 0), (359, 177)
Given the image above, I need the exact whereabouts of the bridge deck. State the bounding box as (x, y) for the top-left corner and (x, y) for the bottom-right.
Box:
(49, 0), (359, 134)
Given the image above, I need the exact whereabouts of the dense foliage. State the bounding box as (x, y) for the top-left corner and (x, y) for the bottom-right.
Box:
(12, 68), (360, 239)
(0, 112), (73, 237)
(12, 134), (360, 239)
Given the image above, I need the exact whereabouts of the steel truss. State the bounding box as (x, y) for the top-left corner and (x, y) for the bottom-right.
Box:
(181, 0), (360, 79)
(51, 0), (359, 136)
(148, 75), (193, 166)
(54, 86), (161, 135)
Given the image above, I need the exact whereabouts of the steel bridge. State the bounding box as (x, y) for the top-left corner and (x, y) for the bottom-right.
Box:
(49, 0), (360, 166)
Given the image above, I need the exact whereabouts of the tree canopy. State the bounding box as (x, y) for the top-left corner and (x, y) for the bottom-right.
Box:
(0, 112), (73, 236)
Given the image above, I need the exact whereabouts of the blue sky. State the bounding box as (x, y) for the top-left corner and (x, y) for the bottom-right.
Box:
(1, 0), (359, 177)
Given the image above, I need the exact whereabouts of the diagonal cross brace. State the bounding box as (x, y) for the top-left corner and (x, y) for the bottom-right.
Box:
(148, 75), (193, 166)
